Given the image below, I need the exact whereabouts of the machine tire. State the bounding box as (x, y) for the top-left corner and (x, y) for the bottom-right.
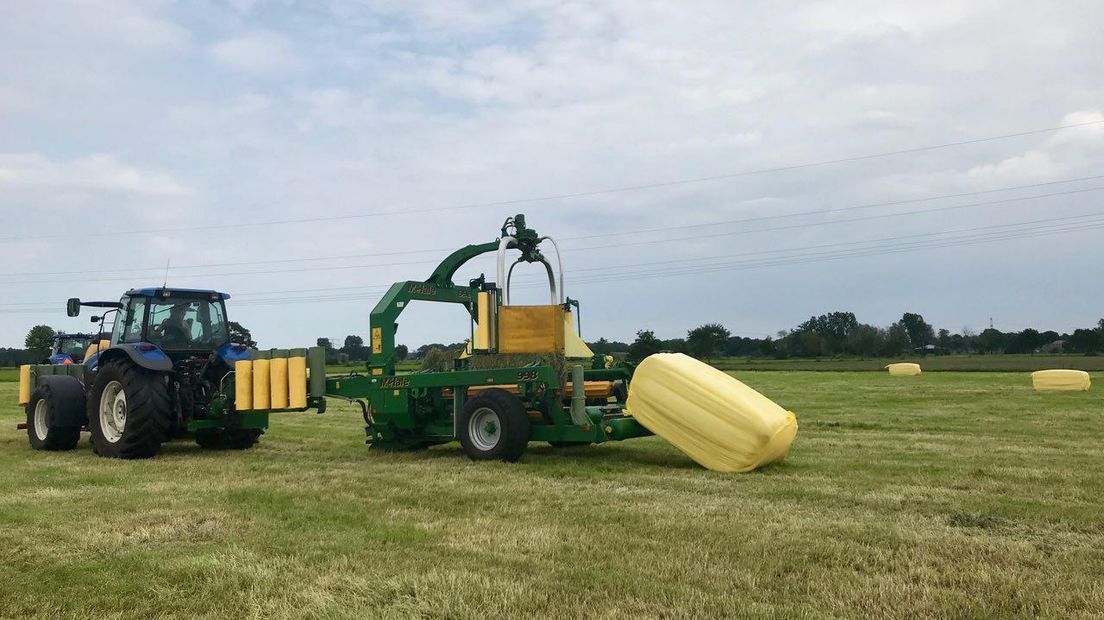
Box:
(25, 385), (81, 451)
(195, 428), (262, 450)
(458, 388), (530, 462)
(87, 359), (172, 459)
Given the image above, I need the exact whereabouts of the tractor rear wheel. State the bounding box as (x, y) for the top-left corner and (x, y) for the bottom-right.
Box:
(87, 359), (172, 459)
(26, 385), (81, 451)
(458, 388), (530, 462)
(195, 428), (262, 450)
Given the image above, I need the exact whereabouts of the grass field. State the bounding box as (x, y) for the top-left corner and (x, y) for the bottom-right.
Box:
(1, 372), (1102, 619)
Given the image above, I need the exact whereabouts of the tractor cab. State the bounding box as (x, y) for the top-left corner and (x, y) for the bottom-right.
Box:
(47, 333), (94, 365)
(111, 288), (232, 355)
(68, 288), (246, 365)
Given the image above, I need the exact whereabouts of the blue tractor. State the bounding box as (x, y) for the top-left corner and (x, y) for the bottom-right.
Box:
(21, 288), (261, 458)
(45, 333), (96, 365)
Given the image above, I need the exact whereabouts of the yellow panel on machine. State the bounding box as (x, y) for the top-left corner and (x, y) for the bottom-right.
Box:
(498, 305), (566, 354)
(626, 353), (798, 473)
(235, 354), (309, 411)
(1032, 369), (1091, 392)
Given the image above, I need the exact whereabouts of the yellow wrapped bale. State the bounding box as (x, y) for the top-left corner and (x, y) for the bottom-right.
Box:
(886, 363), (922, 376)
(1032, 369), (1090, 392)
(234, 360), (253, 410)
(626, 353), (797, 472)
(18, 365), (32, 406)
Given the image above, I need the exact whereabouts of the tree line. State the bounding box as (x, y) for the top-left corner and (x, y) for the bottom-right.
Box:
(619, 312), (1104, 362)
(320, 312), (1104, 365)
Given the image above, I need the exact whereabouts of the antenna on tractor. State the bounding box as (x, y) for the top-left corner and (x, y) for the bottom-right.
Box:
(163, 258), (171, 288)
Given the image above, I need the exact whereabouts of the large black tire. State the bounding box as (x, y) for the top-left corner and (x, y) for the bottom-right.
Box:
(458, 388), (530, 462)
(25, 384), (81, 451)
(86, 359), (172, 459)
(195, 428), (262, 450)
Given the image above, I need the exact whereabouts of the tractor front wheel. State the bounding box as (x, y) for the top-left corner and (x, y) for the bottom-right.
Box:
(26, 385), (81, 451)
(458, 388), (530, 462)
(87, 360), (172, 459)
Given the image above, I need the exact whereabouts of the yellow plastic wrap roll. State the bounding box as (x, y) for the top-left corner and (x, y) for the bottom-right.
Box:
(252, 359), (271, 410)
(18, 365), (32, 406)
(234, 360), (253, 410)
(626, 353), (797, 473)
(288, 356), (307, 408)
(886, 363), (922, 376)
(1032, 369), (1090, 392)
(270, 357), (289, 410)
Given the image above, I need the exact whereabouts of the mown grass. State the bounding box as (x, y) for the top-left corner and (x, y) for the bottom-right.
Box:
(1, 372), (1102, 619)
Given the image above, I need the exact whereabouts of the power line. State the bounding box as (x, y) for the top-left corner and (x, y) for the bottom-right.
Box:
(4, 213), (1098, 314)
(3, 118), (1100, 243)
(5, 184), (1101, 286)
(6, 173), (1100, 278)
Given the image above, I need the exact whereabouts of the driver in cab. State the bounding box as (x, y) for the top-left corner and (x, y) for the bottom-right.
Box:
(153, 303), (192, 346)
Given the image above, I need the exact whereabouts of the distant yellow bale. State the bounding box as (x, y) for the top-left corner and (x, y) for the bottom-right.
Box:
(886, 363), (922, 376)
(1032, 369), (1090, 392)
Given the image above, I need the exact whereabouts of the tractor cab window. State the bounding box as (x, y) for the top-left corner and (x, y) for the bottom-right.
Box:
(147, 298), (228, 350)
(121, 298), (148, 344)
(58, 338), (89, 358)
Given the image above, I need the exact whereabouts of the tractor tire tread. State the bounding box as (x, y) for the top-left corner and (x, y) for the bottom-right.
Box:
(88, 359), (172, 459)
(25, 384), (81, 452)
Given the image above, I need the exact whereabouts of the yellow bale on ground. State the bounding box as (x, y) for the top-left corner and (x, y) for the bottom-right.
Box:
(1032, 369), (1090, 392)
(626, 353), (797, 473)
(886, 362), (922, 376)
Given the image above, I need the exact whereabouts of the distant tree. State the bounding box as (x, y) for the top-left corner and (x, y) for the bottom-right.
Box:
(758, 336), (778, 358)
(686, 323), (731, 359)
(881, 323), (911, 356)
(316, 337), (333, 350)
(1007, 328), (1042, 354)
(845, 323), (883, 357)
(228, 321), (257, 348)
(394, 344), (409, 361)
(937, 328), (952, 350)
(24, 325), (55, 361)
(900, 313), (935, 348)
(343, 334), (367, 360)
(628, 330), (663, 362)
(1067, 328), (1102, 354)
(662, 338), (688, 354)
(976, 328), (1007, 354)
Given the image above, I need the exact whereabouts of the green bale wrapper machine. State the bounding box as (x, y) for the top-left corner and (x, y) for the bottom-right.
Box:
(320, 214), (652, 460)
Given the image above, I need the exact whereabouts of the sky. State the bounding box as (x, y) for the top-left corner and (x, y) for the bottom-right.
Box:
(1, 0), (1102, 349)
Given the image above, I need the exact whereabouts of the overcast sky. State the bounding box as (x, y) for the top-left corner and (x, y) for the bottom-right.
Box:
(1, 1), (1102, 349)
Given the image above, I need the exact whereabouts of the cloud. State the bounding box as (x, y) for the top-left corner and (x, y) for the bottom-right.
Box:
(0, 153), (191, 196)
(209, 32), (302, 75)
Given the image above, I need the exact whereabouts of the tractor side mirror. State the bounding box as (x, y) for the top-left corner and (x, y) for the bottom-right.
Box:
(67, 298), (81, 317)
(90, 316), (101, 323)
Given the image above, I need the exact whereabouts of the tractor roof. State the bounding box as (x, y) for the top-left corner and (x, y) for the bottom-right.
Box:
(126, 287), (231, 300)
(51, 333), (93, 340)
